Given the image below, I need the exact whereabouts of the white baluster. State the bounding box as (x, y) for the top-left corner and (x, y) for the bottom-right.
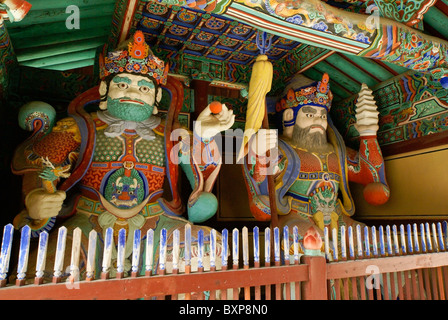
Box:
(35, 231), (48, 284)
(132, 229), (141, 276)
(145, 229), (154, 276)
(0, 224), (14, 286)
(242, 227), (249, 267)
(86, 230), (97, 280)
(69, 227), (82, 282)
(101, 227), (113, 279)
(54, 226), (67, 282)
(17, 226), (31, 285)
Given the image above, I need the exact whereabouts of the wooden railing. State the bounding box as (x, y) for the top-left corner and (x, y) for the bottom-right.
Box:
(0, 222), (446, 300)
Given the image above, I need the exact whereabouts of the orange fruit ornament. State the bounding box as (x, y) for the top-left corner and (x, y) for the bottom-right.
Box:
(209, 101), (223, 114)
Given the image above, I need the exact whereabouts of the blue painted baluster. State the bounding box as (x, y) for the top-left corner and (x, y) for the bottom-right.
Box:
(35, 231), (48, 284)
(232, 228), (239, 268)
(392, 225), (399, 255)
(198, 229), (204, 270)
(159, 228), (167, 274)
(432, 223), (439, 252)
(274, 227), (280, 265)
(283, 226), (289, 264)
(443, 221), (448, 250)
(210, 229), (217, 270)
(101, 227), (113, 278)
(386, 225), (392, 255)
(86, 230), (97, 280)
(371, 226), (378, 257)
(132, 229), (141, 276)
(17, 225), (31, 285)
(145, 229), (154, 276)
(340, 226), (346, 260)
(400, 225), (406, 254)
(265, 227), (271, 265)
(69, 227), (82, 282)
(407, 224), (413, 253)
(172, 229), (180, 272)
(324, 227), (330, 261)
(356, 224), (363, 258)
(185, 225), (192, 272)
(221, 228), (228, 269)
(420, 223), (427, 253)
(413, 223), (420, 252)
(425, 223), (432, 252)
(332, 227), (338, 261)
(253, 226), (260, 266)
(232, 228), (240, 300)
(242, 227), (249, 268)
(116, 228), (126, 277)
(54, 226), (67, 282)
(379, 226), (385, 256)
(293, 226), (299, 264)
(437, 222), (445, 251)
(0, 224), (14, 286)
(364, 226), (370, 257)
(347, 226), (355, 259)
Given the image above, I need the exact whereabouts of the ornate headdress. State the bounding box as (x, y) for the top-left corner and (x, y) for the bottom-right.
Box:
(99, 31), (168, 85)
(277, 73), (333, 119)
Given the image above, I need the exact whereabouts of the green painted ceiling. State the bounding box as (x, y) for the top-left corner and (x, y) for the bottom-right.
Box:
(5, 0), (116, 71)
(3, 0), (448, 101)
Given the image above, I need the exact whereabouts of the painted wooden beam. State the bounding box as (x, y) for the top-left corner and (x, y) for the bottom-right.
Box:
(338, 54), (394, 82)
(372, 59), (400, 77)
(40, 58), (95, 71)
(325, 54), (378, 88)
(19, 48), (97, 68)
(312, 61), (361, 94)
(302, 68), (351, 100)
(15, 37), (105, 62)
(29, 0), (116, 11)
(11, 26), (110, 49)
(7, 16), (113, 39)
(4, 4), (115, 28)
(335, 53), (382, 83)
(423, 6), (448, 40)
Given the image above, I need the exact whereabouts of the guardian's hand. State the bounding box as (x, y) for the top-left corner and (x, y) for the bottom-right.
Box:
(25, 188), (66, 220)
(250, 129), (278, 157)
(194, 102), (235, 139)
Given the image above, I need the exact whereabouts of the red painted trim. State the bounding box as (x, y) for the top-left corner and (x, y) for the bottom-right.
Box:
(435, 0), (448, 16)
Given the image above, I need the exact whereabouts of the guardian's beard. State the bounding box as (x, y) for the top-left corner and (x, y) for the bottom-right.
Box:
(291, 125), (333, 153)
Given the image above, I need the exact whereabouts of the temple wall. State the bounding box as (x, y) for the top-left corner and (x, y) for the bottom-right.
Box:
(351, 144), (448, 223)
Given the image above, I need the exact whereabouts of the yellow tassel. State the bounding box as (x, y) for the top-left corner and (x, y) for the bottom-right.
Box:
(237, 54), (273, 161)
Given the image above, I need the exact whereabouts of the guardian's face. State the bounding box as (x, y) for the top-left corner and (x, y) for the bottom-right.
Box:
(106, 74), (159, 122)
(295, 105), (328, 134)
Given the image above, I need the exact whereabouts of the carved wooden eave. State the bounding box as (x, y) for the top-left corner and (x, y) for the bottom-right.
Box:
(141, 0), (448, 88)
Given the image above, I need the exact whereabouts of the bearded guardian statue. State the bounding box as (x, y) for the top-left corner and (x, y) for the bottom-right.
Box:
(242, 73), (390, 255)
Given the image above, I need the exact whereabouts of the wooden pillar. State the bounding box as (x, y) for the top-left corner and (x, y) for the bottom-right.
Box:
(300, 255), (328, 300)
(191, 79), (210, 122)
